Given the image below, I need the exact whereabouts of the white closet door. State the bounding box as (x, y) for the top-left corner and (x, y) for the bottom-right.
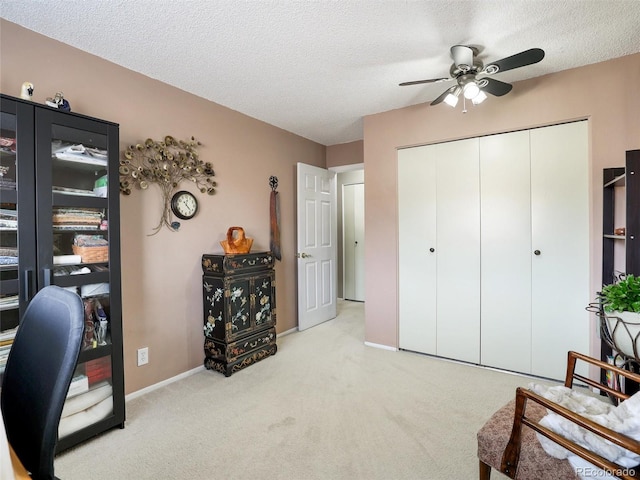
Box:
(480, 131), (533, 372)
(343, 183), (365, 301)
(435, 139), (481, 363)
(398, 147), (437, 354)
(530, 121), (589, 379)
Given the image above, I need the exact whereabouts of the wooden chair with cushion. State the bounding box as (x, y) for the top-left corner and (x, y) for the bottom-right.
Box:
(1, 286), (84, 480)
(477, 351), (640, 480)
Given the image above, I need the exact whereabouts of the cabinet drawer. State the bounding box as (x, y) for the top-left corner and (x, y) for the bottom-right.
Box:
(202, 251), (274, 275)
(205, 327), (276, 362)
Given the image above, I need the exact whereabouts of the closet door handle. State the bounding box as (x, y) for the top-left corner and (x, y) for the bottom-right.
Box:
(429, 248), (435, 253)
(534, 250), (541, 256)
(43, 268), (52, 286)
(23, 269), (34, 302)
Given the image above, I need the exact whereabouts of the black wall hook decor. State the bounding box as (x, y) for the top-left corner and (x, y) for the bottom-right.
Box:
(269, 176), (281, 260)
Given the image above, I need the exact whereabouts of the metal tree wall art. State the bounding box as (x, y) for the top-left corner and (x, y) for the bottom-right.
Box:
(119, 136), (216, 234)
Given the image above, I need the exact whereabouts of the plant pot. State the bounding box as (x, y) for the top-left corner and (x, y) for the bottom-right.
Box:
(604, 311), (640, 359)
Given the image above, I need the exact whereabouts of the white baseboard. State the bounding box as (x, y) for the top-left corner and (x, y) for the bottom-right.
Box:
(278, 327), (298, 337)
(125, 365), (205, 402)
(364, 341), (397, 352)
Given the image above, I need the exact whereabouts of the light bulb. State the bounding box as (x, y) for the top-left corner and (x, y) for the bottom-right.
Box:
(444, 93), (459, 107)
(472, 90), (487, 105)
(463, 82), (480, 99)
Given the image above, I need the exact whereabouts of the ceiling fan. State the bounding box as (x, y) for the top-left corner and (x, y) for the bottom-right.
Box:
(400, 45), (545, 108)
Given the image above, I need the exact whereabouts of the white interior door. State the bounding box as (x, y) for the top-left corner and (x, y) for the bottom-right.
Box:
(530, 121), (589, 379)
(296, 163), (337, 331)
(398, 147), (437, 354)
(480, 130), (533, 372)
(343, 183), (365, 301)
(435, 139), (481, 363)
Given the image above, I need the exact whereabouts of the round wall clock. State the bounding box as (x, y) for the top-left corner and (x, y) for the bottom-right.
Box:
(170, 190), (198, 220)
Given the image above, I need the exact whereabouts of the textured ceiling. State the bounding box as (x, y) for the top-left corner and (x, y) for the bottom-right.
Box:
(2, 1), (640, 146)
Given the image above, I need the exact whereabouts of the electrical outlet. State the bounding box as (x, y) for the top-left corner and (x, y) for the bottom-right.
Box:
(137, 347), (149, 366)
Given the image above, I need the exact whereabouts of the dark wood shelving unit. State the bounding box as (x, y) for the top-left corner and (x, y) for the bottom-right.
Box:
(0, 93), (124, 452)
(600, 149), (640, 391)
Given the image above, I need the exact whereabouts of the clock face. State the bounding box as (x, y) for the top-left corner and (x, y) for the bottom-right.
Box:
(171, 191), (198, 220)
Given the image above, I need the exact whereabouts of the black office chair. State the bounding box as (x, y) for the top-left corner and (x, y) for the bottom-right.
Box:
(1, 286), (84, 480)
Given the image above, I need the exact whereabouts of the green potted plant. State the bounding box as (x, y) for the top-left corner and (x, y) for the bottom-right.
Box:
(599, 274), (640, 358)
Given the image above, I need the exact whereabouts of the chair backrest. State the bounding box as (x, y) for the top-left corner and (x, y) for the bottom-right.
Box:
(1, 286), (84, 480)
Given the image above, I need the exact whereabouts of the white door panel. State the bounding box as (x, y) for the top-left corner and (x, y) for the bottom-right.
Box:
(530, 121), (590, 379)
(353, 184), (365, 301)
(344, 183), (365, 301)
(398, 147), (437, 354)
(480, 130), (532, 372)
(297, 163), (337, 331)
(434, 139), (480, 363)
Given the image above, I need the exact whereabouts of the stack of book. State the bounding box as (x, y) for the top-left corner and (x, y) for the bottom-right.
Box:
(52, 207), (103, 230)
(0, 208), (17, 229)
(0, 295), (18, 310)
(0, 326), (17, 374)
(85, 356), (111, 385)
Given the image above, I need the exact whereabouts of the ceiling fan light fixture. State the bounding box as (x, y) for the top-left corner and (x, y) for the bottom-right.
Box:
(471, 90), (487, 105)
(463, 81), (481, 100)
(444, 87), (461, 107)
(401, 45), (545, 111)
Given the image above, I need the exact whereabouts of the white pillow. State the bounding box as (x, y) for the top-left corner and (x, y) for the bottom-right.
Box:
(529, 383), (640, 472)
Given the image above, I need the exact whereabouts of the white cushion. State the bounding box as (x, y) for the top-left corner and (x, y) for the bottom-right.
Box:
(529, 383), (640, 477)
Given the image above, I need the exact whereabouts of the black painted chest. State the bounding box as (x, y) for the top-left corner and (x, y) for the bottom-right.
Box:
(201, 252), (277, 376)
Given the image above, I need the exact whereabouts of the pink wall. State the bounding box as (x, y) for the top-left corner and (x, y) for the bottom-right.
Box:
(0, 20), (326, 394)
(363, 53), (640, 353)
(326, 140), (364, 168)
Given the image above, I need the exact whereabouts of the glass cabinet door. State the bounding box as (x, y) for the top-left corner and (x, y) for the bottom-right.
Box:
(0, 99), (35, 377)
(34, 109), (122, 441)
(36, 113), (116, 349)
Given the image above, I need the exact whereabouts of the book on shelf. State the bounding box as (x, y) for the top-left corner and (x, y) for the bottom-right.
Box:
(52, 186), (97, 196)
(85, 357), (112, 385)
(53, 144), (108, 167)
(0, 327), (17, 341)
(0, 295), (19, 310)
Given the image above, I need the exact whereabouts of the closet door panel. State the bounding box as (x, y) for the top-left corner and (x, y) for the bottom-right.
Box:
(435, 139), (480, 363)
(530, 121), (590, 379)
(398, 147), (437, 354)
(480, 131), (532, 372)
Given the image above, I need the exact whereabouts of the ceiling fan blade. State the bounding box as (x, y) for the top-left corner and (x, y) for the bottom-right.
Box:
(481, 78), (513, 96)
(399, 78), (450, 86)
(482, 48), (545, 75)
(430, 86), (455, 106)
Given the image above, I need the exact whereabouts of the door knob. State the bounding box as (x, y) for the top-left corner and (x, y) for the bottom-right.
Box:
(296, 252), (311, 258)
(429, 248), (435, 253)
(534, 250), (541, 256)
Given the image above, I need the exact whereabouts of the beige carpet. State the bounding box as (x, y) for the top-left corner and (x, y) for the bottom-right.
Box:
(56, 300), (551, 479)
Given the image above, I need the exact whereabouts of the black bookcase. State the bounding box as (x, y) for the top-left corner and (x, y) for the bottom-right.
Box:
(0, 94), (125, 451)
(600, 149), (640, 391)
